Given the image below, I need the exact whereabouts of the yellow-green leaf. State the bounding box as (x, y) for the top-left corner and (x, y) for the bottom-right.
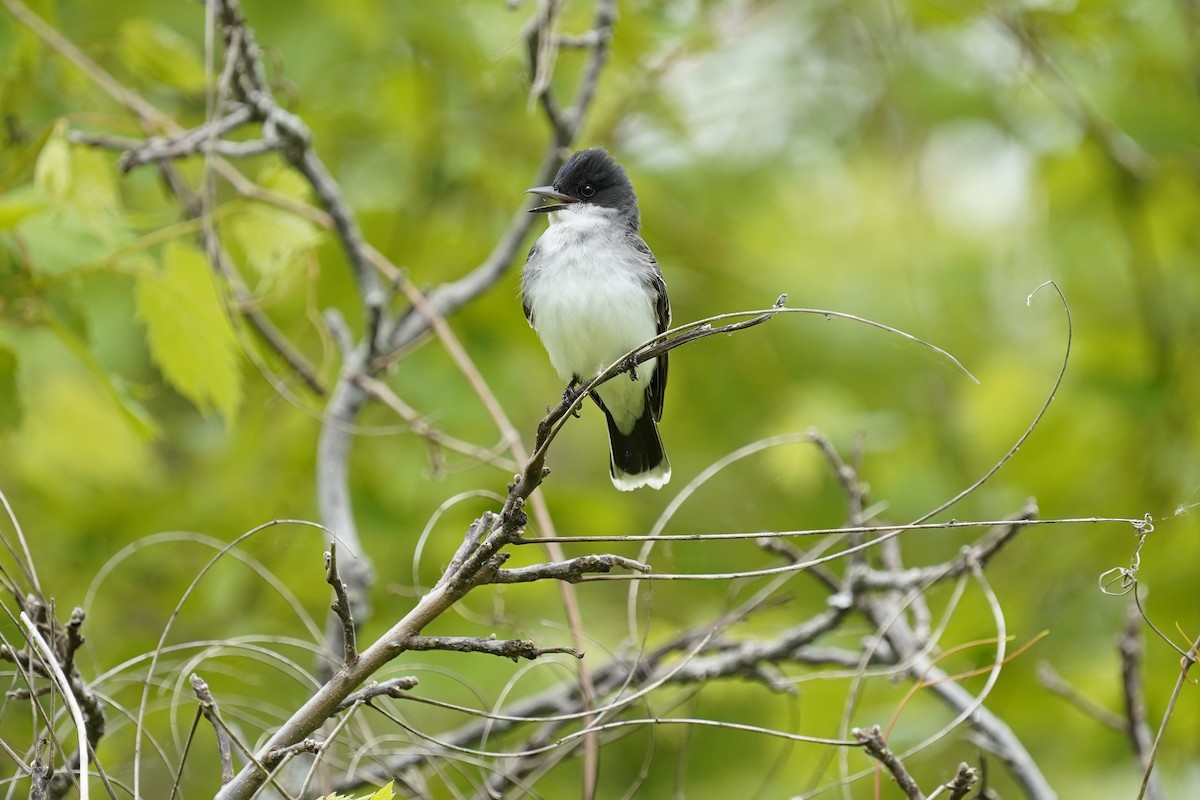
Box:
(258, 166), (313, 201)
(65, 147), (121, 223)
(33, 119), (70, 202)
(135, 242), (242, 422)
(226, 201), (324, 284)
(0, 186), (47, 231)
(366, 783), (396, 800)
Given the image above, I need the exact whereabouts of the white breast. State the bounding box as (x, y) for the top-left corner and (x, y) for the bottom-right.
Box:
(525, 208), (659, 427)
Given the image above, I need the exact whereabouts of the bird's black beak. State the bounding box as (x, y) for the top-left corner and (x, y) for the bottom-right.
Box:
(525, 186), (577, 213)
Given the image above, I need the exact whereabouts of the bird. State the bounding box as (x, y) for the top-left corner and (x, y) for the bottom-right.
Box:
(521, 147), (671, 491)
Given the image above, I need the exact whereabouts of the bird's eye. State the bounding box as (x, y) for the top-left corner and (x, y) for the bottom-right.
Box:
(580, 184), (596, 198)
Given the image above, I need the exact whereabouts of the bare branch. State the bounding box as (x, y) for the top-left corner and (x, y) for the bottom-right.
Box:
(30, 740), (52, 800)
(354, 374), (518, 471)
(853, 725), (924, 800)
(267, 739), (322, 762)
(939, 763), (977, 800)
(4, 601), (110, 800)
(334, 677), (420, 712)
(857, 567), (1055, 799)
(326, 542), (358, 667)
(111, 105), (256, 171)
(850, 501), (1038, 592)
(491, 555), (651, 584)
(1119, 604), (1163, 800)
(20, 612), (88, 800)
(189, 674), (234, 785)
(1137, 632), (1199, 800)
(401, 635), (582, 662)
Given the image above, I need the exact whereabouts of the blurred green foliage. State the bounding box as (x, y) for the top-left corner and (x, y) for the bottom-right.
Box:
(1, 0), (1198, 797)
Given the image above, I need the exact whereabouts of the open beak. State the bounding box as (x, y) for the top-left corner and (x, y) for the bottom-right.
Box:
(525, 186), (577, 213)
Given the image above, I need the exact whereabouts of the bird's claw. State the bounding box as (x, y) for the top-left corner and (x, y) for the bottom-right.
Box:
(562, 383), (583, 418)
(623, 356), (639, 382)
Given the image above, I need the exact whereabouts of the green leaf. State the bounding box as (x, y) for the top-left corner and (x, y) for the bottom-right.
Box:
(117, 19), (207, 94)
(0, 186), (47, 231)
(312, 782), (394, 800)
(135, 241), (242, 422)
(15, 210), (120, 274)
(65, 146), (122, 223)
(226, 201), (324, 285)
(258, 166), (313, 201)
(0, 347), (22, 432)
(226, 167), (323, 287)
(33, 119), (70, 202)
(366, 783), (396, 800)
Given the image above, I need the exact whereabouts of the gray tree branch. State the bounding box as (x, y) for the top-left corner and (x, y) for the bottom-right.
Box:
(854, 725), (924, 800)
(190, 674), (234, 786)
(400, 635), (582, 662)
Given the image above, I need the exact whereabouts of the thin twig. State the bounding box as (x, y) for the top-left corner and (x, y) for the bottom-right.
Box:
(20, 612), (89, 800)
(850, 501), (1038, 592)
(30, 740), (53, 800)
(401, 635), (582, 662)
(1136, 632), (1199, 800)
(853, 726), (924, 800)
(353, 374), (518, 471)
(491, 555), (651, 584)
(326, 542), (358, 666)
(928, 763), (976, 800)
(112, 105), (256, 171)
(513, 513), (1131, 546)
(267, 739), (322, 761)
(333, 677), (419, 712)
(1119, 604), (1163, 800)
(189, 674), (235, 785)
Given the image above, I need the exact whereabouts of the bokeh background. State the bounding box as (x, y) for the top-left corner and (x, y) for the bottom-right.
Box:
(1, 0), (1197, 797)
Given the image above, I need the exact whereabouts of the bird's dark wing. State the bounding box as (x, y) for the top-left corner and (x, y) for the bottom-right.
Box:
(520, 241), (538, 326)
(631, 235), (670, 422)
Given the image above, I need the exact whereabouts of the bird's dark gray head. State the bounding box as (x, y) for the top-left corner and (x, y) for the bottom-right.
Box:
(526, 148), (640, 229)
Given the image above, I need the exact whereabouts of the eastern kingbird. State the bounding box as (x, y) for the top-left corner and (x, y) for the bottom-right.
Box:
(521, 148), (671, 491)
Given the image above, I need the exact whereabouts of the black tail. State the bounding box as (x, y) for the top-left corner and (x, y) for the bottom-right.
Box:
(605, 409), (671, 491)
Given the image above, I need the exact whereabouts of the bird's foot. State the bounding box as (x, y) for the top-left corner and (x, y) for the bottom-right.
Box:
(622, 356), (639, 382)
(562, 382), (583, 418)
